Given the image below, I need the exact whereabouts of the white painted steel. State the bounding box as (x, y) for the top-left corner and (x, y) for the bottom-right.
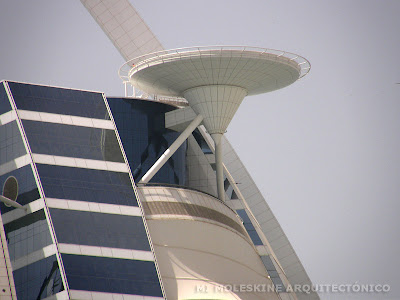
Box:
(212, 133), (225, 201)
(140, 114), (203, 183)
(0, 196), (23, 209)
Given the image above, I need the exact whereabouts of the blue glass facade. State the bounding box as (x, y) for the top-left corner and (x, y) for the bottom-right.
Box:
(13, 255), (64, 300)
(4, 210), (53, 261)
(22, 120), (125, 162)
(0, 82), (11, 114)
(50, 208), (151, 250)
(0, 165), (40, 214)
(0, 121), (26, 166)
(62, 254), (163, 297)
(0, 82), (165, 299)
(8, 81), (109, 119)
(108, 98), (186, 185)
(36, 164), (137, 206)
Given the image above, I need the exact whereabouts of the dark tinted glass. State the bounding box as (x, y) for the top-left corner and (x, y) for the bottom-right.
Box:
(0, 82), (12, 114)
(236, 209), (263, 245)
(8, 82), (109, 119)
(50, 208), (150, 251)
(62, 254), (162, 297)
(0, 165), (40, 214)
(13, 255), (64, 300)
(192, 128), (213, 154)
(108, 98), (186, 185)
(0, 121), (26, 165)
(22, 120), (124, 162)
(4, 210), (53, 261)
(36, 164), (137, 206)
(261, 255), (285, 292)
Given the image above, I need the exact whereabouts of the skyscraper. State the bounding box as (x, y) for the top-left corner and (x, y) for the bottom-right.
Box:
(0, 1), (319, 299)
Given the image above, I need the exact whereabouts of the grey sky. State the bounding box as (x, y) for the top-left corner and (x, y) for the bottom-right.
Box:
(1, 1), (399, 299)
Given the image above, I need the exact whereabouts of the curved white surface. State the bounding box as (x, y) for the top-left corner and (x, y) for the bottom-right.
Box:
(138, 186), (280, 300)
(120, 46), (310, 97)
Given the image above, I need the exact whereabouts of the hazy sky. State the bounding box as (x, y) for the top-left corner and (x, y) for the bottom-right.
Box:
(1, 1), (399, 299)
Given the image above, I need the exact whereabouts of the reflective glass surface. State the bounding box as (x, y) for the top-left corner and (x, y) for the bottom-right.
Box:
(36, 164), (137, 206)
(62, 254), (162, 297)
(8, 82), (109, 119)
(22, 120), (124, 162)
(192, 129), (212, 154)
(13, 255), (64, 300)
(0, 82), (11, 114)
(224, 177), (239, 200)
(261, 255), (285, 292)
(236, 209), (263, 245)
(50, 208), (150, 251)
(4, 210), (53, 261)
(0, 165), (40, 214)
(0, 121), (26, 165)
(108, 98), (186, 185)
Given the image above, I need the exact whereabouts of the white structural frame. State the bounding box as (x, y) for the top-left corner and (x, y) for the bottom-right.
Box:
(140, 114), (203, 184)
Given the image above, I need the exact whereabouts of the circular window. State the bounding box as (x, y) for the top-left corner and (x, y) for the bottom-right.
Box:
(3, 176), (18, 207)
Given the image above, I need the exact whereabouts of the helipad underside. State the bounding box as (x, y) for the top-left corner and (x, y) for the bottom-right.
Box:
(120, 46), (310, 97)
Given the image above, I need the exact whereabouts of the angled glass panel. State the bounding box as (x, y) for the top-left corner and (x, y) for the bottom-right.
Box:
(8, 82), (109, 120)
(108, 98), (186, 185)
(0, 82), (12, 115)
(22, 120), (124, 162)
(62, 254), (162, 297)
(260, 255), (286, 292)
(236, 209), (263, 245)
(192, 128), (213, 154)
(50, 208), (150, 251)
(0, 121), (26, 165)
(13, 255), (64, 300)
(4, 209), (53, 261)
(0, 165), (40, 214)
(36, 164), (137, 206)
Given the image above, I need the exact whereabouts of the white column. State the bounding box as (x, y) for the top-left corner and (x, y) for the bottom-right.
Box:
(212, 133), (225, 201)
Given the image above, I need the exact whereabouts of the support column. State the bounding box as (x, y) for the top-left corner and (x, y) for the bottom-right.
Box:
(212, 133), (225, 201)
(140, 114), (204, 184)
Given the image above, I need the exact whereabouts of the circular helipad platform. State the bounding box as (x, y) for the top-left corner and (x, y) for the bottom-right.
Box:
(119, 46), (310, 97)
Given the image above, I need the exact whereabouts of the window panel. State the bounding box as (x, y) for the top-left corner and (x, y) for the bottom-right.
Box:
(62, 254), (162, 297)
(8, 82), (109, 120)
(236, 209), (263, 245)
(4, 210), (53, 261)
(0, 83), (12, 115)
(0, 165), (40, 214)
(13, 255), (64, 300)
(22, 120), (124, 162)
(108, 98), (186, 185)
(192, 128), (213, 154)
(36, 164), (137, 206)
(261, 255), (286, 292)
(50, 208), (150, 251)
(0, 121), (26, 166)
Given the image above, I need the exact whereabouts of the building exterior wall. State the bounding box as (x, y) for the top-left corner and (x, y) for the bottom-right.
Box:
(0, 215), (17, 299)
(107, 97), (186, 185)
(0, 81), (318, 300)
(0, 81), (164, 300)
(137, 185), (281, 300)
